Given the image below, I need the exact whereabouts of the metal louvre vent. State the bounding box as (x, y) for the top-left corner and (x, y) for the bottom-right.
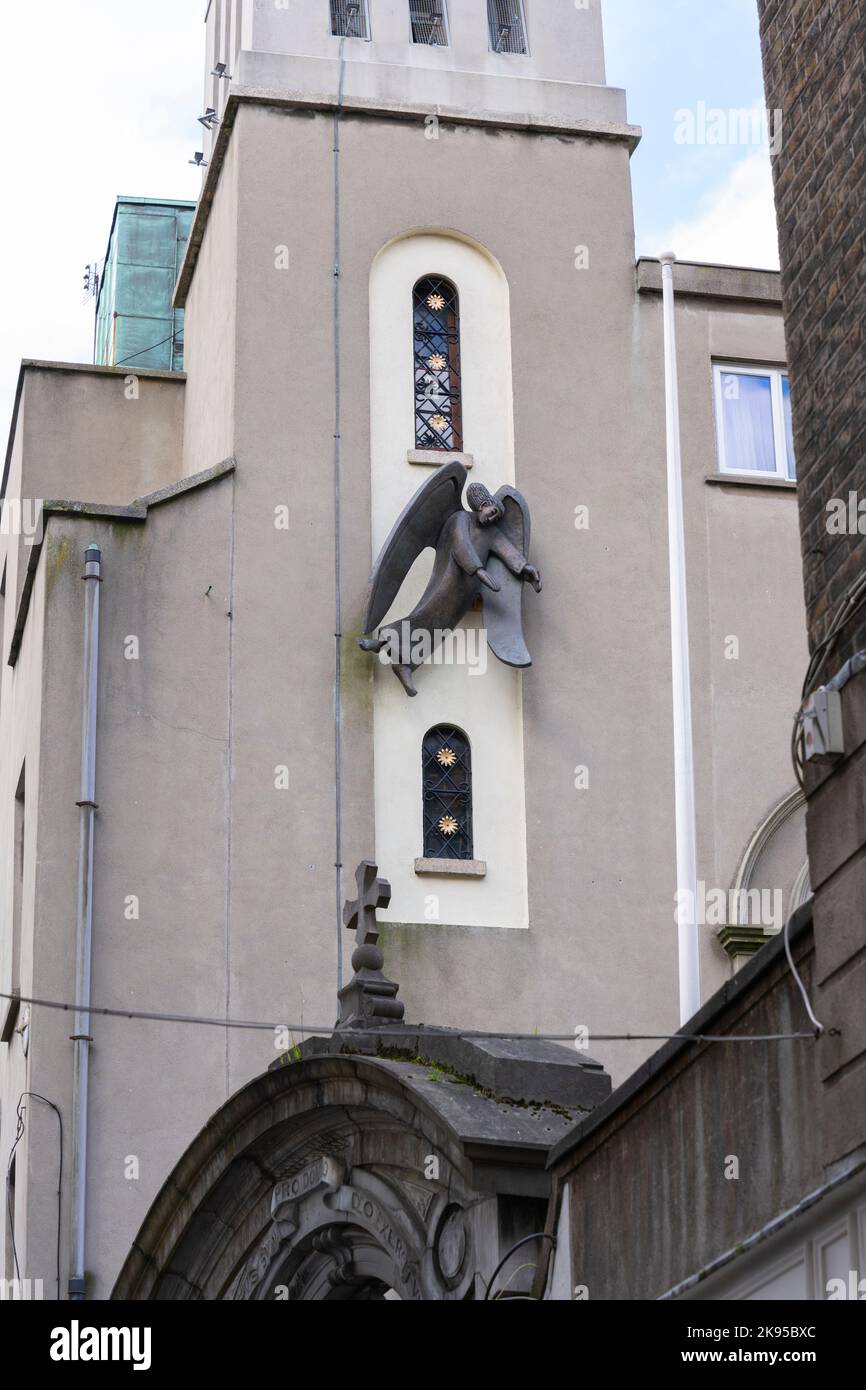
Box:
(330, 0), (370, 39)
(410, 0), (449, 46)
(422, 727), (474, 860)
(413, 276), (463, 452)
(487, 0), (528, 54)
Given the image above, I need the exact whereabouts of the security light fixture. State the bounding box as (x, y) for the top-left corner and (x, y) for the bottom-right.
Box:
(211, 61), (233, 79)
(197, 108), (220, 130)
(189, 152), (208, 168)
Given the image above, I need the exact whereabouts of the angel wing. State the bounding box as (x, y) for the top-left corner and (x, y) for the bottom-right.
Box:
(362, 460), (467, 633)
(483, 487), (532, 668)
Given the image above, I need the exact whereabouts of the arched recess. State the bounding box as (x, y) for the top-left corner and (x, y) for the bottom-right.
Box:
(728, 786), (810, 926)
(367, 229), (528, 931)
(112, 1051), (559, 1302)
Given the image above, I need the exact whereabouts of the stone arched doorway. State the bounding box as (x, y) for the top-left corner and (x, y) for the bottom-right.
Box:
(113, 1033), (609, 1301)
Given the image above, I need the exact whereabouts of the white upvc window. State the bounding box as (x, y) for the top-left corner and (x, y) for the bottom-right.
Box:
(488, 0), (529, 55)
(330, 0), (371, 40)
(713, 363), (796, 481)
(410, 1), (450, 46)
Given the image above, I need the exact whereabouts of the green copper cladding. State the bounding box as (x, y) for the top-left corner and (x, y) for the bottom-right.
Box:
(95, 197), (196, 373)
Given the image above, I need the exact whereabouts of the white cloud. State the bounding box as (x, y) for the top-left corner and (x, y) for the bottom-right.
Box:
(0, 1), (203, 440)
(644, 148), (781, 270)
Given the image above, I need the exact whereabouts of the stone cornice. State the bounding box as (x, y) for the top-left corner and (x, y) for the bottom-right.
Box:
(174, 87), (641, 307)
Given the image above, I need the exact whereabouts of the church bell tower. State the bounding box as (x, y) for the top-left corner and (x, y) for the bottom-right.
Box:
(179, 1), (643, 1089)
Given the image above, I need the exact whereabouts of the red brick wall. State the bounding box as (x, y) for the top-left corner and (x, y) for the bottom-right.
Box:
(758, 0), (866, 663)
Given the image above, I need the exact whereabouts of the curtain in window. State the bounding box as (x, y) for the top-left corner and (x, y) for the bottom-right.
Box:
(422, 726), (473, 860)
(720, 372), (776, 473)
(413, 276), (463, 451)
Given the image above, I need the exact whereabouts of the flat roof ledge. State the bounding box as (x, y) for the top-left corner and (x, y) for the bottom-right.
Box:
(637, 257), (783, 306)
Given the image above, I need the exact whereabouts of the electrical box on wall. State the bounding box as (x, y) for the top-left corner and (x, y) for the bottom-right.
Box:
(802, 687), (844, 762)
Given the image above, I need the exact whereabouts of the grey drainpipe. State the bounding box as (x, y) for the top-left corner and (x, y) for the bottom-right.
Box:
(69, 543), (101, 1299)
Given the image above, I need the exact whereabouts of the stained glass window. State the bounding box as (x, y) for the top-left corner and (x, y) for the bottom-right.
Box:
(413, 276), (463, 452)
(422, 726), (473, 860)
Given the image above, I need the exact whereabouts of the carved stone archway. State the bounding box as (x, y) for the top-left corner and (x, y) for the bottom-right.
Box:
(113, 1032), (609, 1301)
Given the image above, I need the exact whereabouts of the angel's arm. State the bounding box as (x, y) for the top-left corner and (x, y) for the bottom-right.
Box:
(489, 528), (542, 591)
(488, 529), (528, 575)
(450, 517), (501, 592)
(450, 517), (486, 575)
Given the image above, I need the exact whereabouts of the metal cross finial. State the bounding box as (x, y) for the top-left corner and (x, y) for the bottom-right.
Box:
(342, 861), (391, 949)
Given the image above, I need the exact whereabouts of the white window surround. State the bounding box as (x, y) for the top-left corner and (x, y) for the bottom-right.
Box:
(368, 230), (527, 931)
(713, 362), (795, 482)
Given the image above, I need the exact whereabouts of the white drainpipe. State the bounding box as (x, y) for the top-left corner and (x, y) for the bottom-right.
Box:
(660, 255), (701, 1025)
(69, 543), (101, 1299)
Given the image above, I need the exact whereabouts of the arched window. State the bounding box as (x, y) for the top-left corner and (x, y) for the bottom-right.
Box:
(422, 725), (473, 860)
(413, 276), (463, 451)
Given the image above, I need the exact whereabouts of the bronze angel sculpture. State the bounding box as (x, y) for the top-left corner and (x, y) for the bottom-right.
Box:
(359, 460), (542, 696)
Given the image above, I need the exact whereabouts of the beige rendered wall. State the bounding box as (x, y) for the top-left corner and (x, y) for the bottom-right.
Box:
(218, 104), (670, 1084)
(0, 427), (45, 1286)
(181, 128), (239, 479)
(216, 104), (806, 1085)
(2, 102), (809, 1296)
(2, 366), (185, 619)
(18, 484), (235, 1298)
(663, 293), (809, 997)
(16, 366), (185, 505)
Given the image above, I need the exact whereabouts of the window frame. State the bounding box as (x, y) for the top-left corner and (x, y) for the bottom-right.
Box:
(487, 0), (530, 56)
(412, 275), (464, 453)
(713, 361), (795, 482)
(421, 725), (474, 862)
(329, 0), (371, 41)
(409, 0), (451, 47)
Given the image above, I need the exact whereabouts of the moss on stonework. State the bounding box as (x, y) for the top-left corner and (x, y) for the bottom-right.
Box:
(45, 534), (75, 598)
(272, 1041), (580, 1121)
(360, 1043), (577, 1119)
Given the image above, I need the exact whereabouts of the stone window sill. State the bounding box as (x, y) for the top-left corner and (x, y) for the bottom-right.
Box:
(414, 858), (487, 878)
(705, 473), (797, 491)
(408, 450), (474, 469)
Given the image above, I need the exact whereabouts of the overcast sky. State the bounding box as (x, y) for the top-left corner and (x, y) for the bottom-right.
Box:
(0, 0), (779, 436)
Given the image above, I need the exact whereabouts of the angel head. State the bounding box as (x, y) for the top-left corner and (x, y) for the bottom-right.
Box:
(466, 482), (504, 527)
